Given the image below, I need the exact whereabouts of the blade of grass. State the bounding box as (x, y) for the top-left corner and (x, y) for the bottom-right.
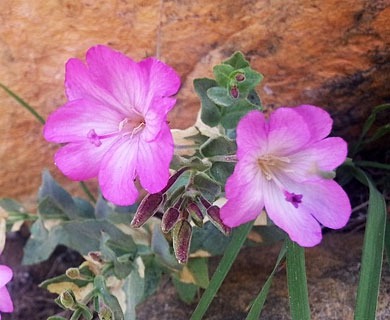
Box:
(190, 221), (254, 320)
(286, 238), (310, 320)
(246, 240), (287, 320)
(354, 168), (386, 320)
(0, 83), (96, 203)
(0, 82), (46, 124)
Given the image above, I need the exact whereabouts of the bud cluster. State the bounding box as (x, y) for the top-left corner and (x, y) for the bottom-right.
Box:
(131, 167), (231, 264)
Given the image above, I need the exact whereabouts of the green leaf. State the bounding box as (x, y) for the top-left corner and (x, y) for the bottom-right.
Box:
(232, 67), (263, 98)
(209, 162), (235, 186)
(246, 241), (287, 319)
(39, 171), (79, 220)
(199, 136), (237, 157)
(151, 224), (180, 269)
(193, 173), (221, 202)
(190, 221), (254, 319)
(122, 257), (145, 320)
(213, 64), (234, 87)
(223, 52), (250, 69)
(187, 258), (209, 289)
(220, 99), (258, 129)
(94, 276), (124, 320)
(73, 197), (95, 219)
(354, 168), (386, 320)
(22, 219), (65, 265)
(207, 87), (234, 107)
(194, 78), (221, 127)
(38, 196), (69, 221)
(286, 239), (311, 320)
(142, 256), (163, 299)
(172, 277), (198, 304)
(385, 216), (390, 270)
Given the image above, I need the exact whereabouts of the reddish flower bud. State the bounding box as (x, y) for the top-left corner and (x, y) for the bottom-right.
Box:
(207, 205), (232, 235)
(161, 207), (180, 233)
(230, 85), (239, 99)
(172, 219), (192, 264)
(187, 201), (204, 227)
(131, 192), (164, 228)
(161, 167), (190, 193)
(235, 73), (245, 82)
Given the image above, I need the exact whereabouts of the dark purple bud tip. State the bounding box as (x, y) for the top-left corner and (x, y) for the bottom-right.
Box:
(172, 219), (192, 264)
(161, 167), (190, 193)
(207, 205), (232, 236)
(230, 85), (239, 99)
(187, 201), (204, 227)
(131, 192), (164, 228)
(235, 73), (245, 82)
(161, 207), (180, 233)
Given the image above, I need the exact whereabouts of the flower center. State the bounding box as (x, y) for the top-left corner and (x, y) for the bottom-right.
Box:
(257, 154), (291, 181)
(258, 154), (303, 208)
(87, 116), (145, 147)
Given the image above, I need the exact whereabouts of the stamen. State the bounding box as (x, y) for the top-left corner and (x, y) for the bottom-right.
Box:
(284, 191), (303, 208)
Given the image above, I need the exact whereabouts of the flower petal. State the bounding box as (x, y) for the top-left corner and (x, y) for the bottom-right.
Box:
(139, 57), (181, 98)
(263, 182), (323, 247)
(0, 286), (13, 313)
(137, 124), (173, 194)
(293, 179), (351, 229)
(0, 266), (12, 288)
(221, 159), (264, 227)
(267, 107), (311, 156)
(54, 138), (116, 180)
(85, 45), (152, 114)
(235, 111), (268, 159)
(43, 99), (122, 143)
(142, 96), (177, 142)
(292, 105), (333, 142)
(99, 137), (140, 206)
(65, 57), (124, 112)
(287, 137), (348, 181)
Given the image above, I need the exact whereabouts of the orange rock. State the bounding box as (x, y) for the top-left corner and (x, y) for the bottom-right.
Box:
(0, 0), (388, 201)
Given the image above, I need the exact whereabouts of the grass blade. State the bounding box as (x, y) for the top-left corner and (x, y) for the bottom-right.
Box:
(0, 82), (46, 124)
(246, 240), (287, 320)
(354, 169), (386, 320)
(190, 221), (254, 320)
(286, 238), (310, 320)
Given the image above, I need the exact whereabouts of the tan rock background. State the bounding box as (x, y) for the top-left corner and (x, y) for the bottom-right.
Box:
(0, 0), (389, 203)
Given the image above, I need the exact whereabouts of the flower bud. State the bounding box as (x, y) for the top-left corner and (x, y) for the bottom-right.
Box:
(172, 219), (192, 264)
(207, 205), (232, 235)
(235, 73), (245, 82)
(161, 207), (180, 233)
(65, 267), (81, 280)
(131, 192), (164, 228)
(60, 289), (77, 310)
(230, 85), (239, 99)
(187, 201), (204, 227)
(161, 167), (190, 193)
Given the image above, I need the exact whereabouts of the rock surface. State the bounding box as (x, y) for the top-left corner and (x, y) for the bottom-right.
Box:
(0, 0), (389, 200)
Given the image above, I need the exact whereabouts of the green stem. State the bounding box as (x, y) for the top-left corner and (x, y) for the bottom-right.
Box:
(190, 221), (254, 320)
(355, 160), (390, 170)
(79, 181), (96, 203)
(0, 82), (46, 125)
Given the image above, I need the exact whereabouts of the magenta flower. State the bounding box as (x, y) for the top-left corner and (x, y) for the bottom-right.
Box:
(44, 45), (180, 205)
(220, 105), (351, 246)
(0, 265), (13, 319)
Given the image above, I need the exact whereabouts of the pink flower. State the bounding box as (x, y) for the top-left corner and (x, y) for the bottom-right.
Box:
(220, 105), (351, 246)
(44, 45), (180, 205)
(0, 265), (13, 319)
